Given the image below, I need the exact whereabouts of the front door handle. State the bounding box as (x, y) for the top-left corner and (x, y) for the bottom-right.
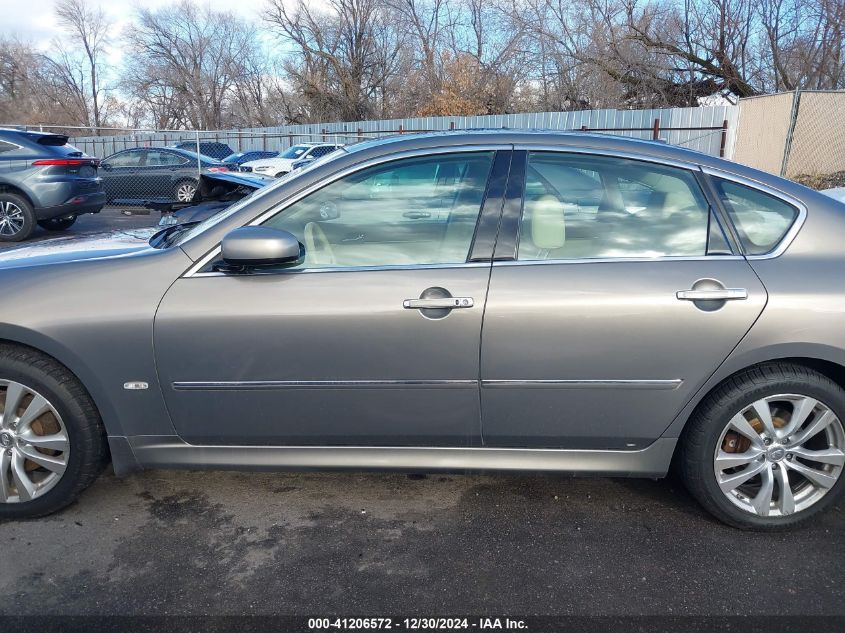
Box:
(676, 289), (747, 301)
(403, 297), (474, 309)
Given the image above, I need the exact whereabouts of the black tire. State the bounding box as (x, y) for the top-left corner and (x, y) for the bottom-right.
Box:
(0, 192), (36, 242)
(678, 363), (845, 530)
(173, 179), (198, 203)
(38, 216), (77, 231)
(0, 344), (108, 519)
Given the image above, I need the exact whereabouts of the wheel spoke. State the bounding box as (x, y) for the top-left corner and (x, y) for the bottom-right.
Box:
(774, 463), (795, 515)
(20, 430), (69, 452)
(790, 446), (845, 467)
(17, 445), (66, 474)
(789, 410), (835, 446)
(718, 460), (767, 493)
(11, 452), (36, 501)
(1, 382), (24, 426)
(715, 447), (763, 470)
(727, 413), (764, 448)
(16, 395), (50, 433)
(785, 459), (838, 489)
(751, 399), (777, 437)
(0, 450), (10, 502)
(751, 466), (775, 516)
(786, 397), (818, 436)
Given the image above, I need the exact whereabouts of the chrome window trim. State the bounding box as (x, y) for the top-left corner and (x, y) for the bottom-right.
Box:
(512, 144), (700, 170)
(189, 261), (491, 278)
(493, 255), (744, 268)
(183, 144), (511, 278)
(700, 166), (808, 260)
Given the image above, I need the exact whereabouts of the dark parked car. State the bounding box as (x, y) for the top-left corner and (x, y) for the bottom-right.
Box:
(99, 147), (228, 204)
(170, 141), (234, 161)
(3, 131), (845, 530)
(0, 128), (105, 242)
(156, 171), (274, 226)
(221, 151), (279, 170)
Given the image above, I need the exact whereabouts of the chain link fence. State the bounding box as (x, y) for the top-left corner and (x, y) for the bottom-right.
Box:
(6, 107), (737, 211)
(733, 90), (845, 188)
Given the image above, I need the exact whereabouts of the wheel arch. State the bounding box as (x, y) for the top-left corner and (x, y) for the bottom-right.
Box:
(0, 328), (123, 438)
(0, 182), (36, 209)
(664, 344), (845, 442)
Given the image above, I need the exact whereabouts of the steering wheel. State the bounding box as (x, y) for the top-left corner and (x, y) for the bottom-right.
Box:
(304, 222), (336, 266)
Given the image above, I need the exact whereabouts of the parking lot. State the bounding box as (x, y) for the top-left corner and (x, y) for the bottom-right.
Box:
(0, 207), (159, 250)
(0, 468), (843, 616)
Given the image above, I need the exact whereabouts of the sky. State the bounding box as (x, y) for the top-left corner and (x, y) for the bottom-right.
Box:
(3, 0), (266, 50)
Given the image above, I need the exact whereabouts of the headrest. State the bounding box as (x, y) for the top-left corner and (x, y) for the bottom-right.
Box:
(530, 195), (566, 250)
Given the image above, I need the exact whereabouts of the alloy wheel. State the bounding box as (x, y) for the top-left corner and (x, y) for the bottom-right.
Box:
(0, 379), (70, 503)
(714, 394), (845, 517)
(0, 201), (25, 237)
(176, 183), (197, 202)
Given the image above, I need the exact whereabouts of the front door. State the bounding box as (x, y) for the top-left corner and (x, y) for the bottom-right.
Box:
(154, 149), (509, 446)
(480, 150), (768, 449)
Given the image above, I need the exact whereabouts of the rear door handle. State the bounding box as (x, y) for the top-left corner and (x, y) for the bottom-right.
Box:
(676, 289), (747, 301)
(403, 297), (474, 309)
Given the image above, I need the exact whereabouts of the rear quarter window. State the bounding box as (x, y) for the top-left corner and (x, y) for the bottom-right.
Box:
(713, 178), (799, 255)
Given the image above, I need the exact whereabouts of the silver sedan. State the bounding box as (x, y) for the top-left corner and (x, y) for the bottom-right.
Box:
(1, 131), (843, 529)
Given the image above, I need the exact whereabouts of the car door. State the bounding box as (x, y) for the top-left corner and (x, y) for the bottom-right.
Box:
(100, 149), (145, 199)
(144, 150), (189, 198)
(153, 149), (510, 446)
(479, 150), (768, 450)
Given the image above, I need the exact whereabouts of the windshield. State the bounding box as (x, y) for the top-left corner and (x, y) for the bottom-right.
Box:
(280, 145), (310, 159)
(222, 153), (243, 163)
(154, 147), (347, 248)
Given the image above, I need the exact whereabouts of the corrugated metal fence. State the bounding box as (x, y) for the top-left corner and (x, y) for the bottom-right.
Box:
(64, 107), (738, 160)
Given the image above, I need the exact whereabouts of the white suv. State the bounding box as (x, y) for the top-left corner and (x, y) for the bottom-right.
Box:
(243, 143), (343, 177)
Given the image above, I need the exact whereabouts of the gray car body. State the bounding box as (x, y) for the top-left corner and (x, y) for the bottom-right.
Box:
(1, 130), (843, 478)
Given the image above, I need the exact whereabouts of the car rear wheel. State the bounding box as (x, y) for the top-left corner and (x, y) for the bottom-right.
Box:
(0, 193), (36, 242)
(37, 216), (77, 231)
(174, 180), (197, 203)
(0, 345), (107, 518)
(679, 363), (845, 530)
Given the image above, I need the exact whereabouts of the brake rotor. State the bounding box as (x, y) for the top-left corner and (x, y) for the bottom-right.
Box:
(721, 406), (791, 453)
(10, 393), (60, 472)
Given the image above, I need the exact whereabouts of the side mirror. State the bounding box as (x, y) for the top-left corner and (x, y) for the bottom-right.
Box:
(220, 226), (303, 269)
(100, 162), (112, 171)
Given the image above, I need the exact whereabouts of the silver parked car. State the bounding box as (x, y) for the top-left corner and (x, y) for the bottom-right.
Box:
(1, 131), (843, 529)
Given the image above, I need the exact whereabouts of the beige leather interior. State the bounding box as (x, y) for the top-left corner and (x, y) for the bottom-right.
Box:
(530, 195), (567, 250)
(304, 221), (336, 266)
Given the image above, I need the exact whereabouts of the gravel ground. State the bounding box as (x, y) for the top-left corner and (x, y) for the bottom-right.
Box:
(0, 469), (842, 616)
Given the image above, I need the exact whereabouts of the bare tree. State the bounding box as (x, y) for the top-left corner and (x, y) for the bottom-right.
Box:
(123, 0), (259, 129)
(47, 0), (111, 131)
(264, 0), (404, 122)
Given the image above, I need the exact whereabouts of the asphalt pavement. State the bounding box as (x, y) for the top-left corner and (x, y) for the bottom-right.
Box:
(0, 207), (159, 249)
(0, 469), (842, 616)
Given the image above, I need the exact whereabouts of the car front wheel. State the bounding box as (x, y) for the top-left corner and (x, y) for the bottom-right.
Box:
(679, 363), (845, 529)
(0, 344), (107, 518)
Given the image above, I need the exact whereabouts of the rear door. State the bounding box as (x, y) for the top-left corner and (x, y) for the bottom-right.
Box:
(479, 150), (767, 449)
